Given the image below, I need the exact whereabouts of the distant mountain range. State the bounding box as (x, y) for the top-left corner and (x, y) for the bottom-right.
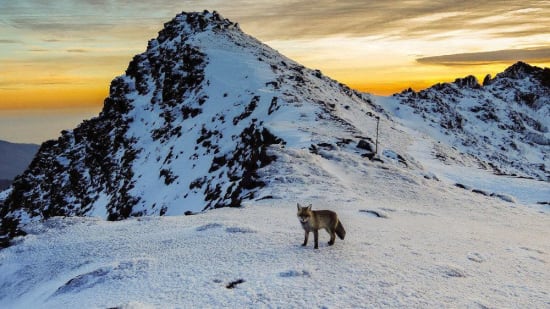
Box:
(1, 10), (548, 243)
(0, 140), (39, 190)
(388, 61), (549, 181)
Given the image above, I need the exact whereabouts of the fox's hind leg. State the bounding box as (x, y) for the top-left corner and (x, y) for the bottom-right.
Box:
(328, 229), (335, 246)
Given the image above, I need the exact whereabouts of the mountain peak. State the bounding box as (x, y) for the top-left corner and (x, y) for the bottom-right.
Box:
(453, 75), (480, 89)
(496, 61), (536, 80)
(391, 61), (549, 182)
(0, 10), (380, 243)
(156, 10), (238, 44)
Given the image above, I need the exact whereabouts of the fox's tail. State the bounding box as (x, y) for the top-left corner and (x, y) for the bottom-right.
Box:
(335, 220), (346, 240)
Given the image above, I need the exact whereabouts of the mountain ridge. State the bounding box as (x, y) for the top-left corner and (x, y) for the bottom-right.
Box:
(1, 11), (548, 245)
(389, 61), (549, 181)
(0, 10), (384, 242)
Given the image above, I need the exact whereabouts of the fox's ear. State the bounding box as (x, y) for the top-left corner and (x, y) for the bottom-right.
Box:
(297, 203), (301, 210)
(307, 204), (312, 210)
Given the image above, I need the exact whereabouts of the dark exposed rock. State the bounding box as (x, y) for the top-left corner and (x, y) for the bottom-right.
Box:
(393, 61), (549, 181)
(357, 139), (375, 152)
(2, 11), (325, 242)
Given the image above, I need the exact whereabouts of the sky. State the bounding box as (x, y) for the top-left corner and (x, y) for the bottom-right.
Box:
(1, 0), (549, 143)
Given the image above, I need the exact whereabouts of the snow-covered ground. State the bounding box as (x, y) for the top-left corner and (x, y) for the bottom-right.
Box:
(1, 142), (548, 308)
(1, 87), (548, 308)
(409, 133), (550, 207)
(1, 12), (548, 308)
(378, 95), (550, 209)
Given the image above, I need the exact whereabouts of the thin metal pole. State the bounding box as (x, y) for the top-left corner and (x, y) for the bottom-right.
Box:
(375, 116), (380, 154)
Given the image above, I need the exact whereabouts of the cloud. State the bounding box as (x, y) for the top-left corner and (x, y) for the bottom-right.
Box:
(66, 48), (89, 53)
(0, 39), (20, 44)
(9, 18), (116, 33)
(29, 48), (49, 52)
(416, 47), (550, 65)
(2, 1), (549, 41)
(223, 0), (550, 40)
(2, 0), (549, 99)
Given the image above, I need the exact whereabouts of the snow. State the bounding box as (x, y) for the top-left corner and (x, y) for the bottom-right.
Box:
(1, 163), (548, 308)
(377, 95), (550, 208)
(1, 103), (548, 307)
(381, 74), (549, 182)
(89, 193), (110, 218)
(0, 188), (12, 201)
(1, 11), (548, 308)
(405, 126), (550, 208)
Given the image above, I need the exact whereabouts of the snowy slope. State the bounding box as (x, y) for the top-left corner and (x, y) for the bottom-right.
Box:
(388, 64), (549, 182)
(3, 11), (547, 245)
(0, 10), (549, 308)
(0, 162), (548, 308)
(0, 11), (385, 241)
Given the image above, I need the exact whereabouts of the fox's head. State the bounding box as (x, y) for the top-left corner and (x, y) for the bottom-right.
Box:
(297, 203), (312, 223)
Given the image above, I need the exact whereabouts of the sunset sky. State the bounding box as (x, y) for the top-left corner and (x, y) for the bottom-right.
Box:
(1, 1), (549, 143)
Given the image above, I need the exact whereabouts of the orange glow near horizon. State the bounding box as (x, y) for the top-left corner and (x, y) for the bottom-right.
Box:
(1, 2), (549, 143)
(2, 61), (550, 110)
(0, 87), (108, 110)
(303, 61), (550, 96)
(2, 57), (550, 110)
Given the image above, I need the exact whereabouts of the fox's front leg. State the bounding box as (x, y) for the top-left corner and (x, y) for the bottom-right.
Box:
(313, 230), (319, 249)
(302, 231), (309, 246)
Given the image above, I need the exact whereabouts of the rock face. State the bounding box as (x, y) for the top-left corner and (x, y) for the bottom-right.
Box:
(0, 11), (380, 241)
(2, 11), (546, 245)
(392, 62), (549, 181)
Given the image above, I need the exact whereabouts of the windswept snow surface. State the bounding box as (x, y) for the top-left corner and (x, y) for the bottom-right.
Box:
(377, 95), (550, 209)
(1, 86), (548, 308)
(1, 155), (548, 308)
(1, 12), (548, 308)
(407, 133), (550, 207)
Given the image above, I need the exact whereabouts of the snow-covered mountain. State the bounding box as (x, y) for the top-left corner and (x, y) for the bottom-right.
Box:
(2, 10), (549, 244)
(2, 10), (549, 243)
(386, 62), (549, 181)
(1, 10), (388, 242)
(0, 140), (39, 190)
(0, 11), (548, 307)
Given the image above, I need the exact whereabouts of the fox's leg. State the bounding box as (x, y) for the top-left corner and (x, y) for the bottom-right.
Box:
(313, 230), (319, 249)
(302, 231), (309, 246)
(328, 229), (335, 246)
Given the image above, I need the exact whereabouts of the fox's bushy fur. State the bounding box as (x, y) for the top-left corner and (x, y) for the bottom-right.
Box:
(297, 203), (346, 249)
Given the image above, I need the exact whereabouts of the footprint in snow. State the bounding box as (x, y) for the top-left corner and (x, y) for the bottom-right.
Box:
(359, 209), (388, 218)
(437, 265), (467, 278)
(467, 252), (486, 263)
(279, 270), (311, 278)
(195, 223), (223, 231)
(520, 246), (545, 255)
(520, 247), (546, 263)
(225, 226), (256, 233)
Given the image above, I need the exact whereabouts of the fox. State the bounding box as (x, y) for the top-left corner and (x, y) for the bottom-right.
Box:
(297, 203), (346, 249)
